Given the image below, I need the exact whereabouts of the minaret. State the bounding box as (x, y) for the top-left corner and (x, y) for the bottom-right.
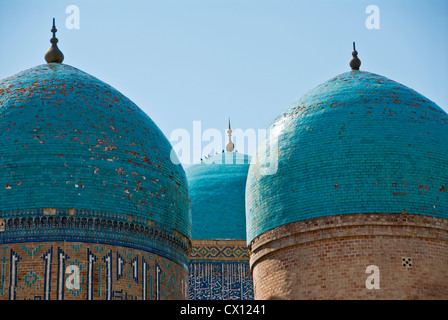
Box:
(44, 18), (64, 63)
(226, 118), (235, 152)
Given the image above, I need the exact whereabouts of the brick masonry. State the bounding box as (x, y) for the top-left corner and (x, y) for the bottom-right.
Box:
(249, 213), (448, 299)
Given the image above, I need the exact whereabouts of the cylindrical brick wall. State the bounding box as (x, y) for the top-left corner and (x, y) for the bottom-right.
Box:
(249, 213), (448, 300)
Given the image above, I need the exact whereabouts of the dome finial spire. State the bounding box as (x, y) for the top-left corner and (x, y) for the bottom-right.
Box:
(350, 42), (361, 71)
(45, 18), (64, 64)
(226, 118), (235, 152)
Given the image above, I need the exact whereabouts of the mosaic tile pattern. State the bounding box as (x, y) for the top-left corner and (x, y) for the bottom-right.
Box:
(189, 241), (253, 300)
(246, 70), (448, 243)
(0, 208), (190, 268)
(0, 242), (188, 300)
(190, 241), (250, 261)
(189, 261), (253, 300)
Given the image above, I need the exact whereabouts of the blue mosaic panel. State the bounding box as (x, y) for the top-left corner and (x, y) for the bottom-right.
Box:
(246, 70), (448, 243)
(189, 261), (253, 300)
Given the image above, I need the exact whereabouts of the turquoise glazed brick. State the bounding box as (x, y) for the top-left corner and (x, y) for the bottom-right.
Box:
(186, 152), (250, 240)
(246, 70), (448, 244)
(0, 63), (190, 239)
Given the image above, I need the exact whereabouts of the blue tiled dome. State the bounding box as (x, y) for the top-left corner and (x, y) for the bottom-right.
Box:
(186, 152), (250, 240)
(0, 63), (190, 239)
(246, 70), (448, 244)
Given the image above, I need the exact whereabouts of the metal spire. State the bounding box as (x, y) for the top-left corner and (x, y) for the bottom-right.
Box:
(350, 42), (361, 71)
(225, 118), (235, 152)
(44, 18), (64, 64)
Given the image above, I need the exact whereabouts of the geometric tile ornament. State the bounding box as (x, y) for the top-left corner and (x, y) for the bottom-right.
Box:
(189, 240), (253, 300)
(0, 243), (187, 300)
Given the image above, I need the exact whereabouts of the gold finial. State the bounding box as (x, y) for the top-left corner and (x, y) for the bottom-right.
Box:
(45, 18), (64, 64)
(225, 118), (235, 152)
(350, 42), (361, 71)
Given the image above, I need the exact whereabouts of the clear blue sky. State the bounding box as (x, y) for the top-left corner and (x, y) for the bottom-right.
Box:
(1, 0), (447, 160)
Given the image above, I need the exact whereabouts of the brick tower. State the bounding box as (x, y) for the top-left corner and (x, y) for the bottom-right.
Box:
(245, 47), (448, 299)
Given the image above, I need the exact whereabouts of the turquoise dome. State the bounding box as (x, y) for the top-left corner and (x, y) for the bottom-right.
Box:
(0, 63), (190, 239)
(186, 152), (250, 240)
(246, 70), (448, 244)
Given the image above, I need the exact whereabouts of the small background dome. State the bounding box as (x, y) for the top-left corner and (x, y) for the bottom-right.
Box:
(186, 152), (251, 240)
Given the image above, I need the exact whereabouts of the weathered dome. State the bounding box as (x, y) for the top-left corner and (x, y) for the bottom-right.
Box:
(246, 70), (448, 244)
(0, 63), (190, 240)
(186, 152), (250, 240)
